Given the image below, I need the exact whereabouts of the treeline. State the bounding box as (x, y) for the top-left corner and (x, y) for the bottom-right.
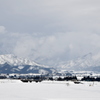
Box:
(0, 74), (100, 82)
(17, 76), (100, 82)
(81, 76), (100, 81)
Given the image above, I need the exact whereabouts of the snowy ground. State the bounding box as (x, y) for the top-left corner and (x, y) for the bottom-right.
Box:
(0, 79), (100, 100)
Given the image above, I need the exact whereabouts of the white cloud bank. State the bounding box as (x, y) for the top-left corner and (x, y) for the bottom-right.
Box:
(0, 26), (100, 66)
(0, 26), (6, 34)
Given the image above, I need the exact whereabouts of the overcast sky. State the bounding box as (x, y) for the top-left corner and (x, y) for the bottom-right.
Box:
(0, 0), (100, 66)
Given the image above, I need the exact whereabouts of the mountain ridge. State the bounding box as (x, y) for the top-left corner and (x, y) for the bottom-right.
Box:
(0, 54), (55, 74)
(57, 53), (100, 72)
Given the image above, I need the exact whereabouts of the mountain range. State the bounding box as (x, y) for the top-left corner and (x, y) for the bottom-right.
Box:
(57, 53), (100, 72)
(0, 53), (100, 74)
(0, 54), (55, 74)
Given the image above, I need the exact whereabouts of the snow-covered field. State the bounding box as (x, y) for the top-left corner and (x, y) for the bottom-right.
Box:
(0, 79), (100, 100)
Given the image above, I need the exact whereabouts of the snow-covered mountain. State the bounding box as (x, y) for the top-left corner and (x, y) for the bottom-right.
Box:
(0, 54), (55, 74)
(58, 53), (100, 72)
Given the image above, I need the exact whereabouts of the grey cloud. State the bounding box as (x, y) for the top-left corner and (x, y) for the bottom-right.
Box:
(0, 26), (6, 33)
(0, 0), (100, 33)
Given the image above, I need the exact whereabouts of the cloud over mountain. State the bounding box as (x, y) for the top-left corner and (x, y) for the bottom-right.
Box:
(0, 0), (100, 67)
